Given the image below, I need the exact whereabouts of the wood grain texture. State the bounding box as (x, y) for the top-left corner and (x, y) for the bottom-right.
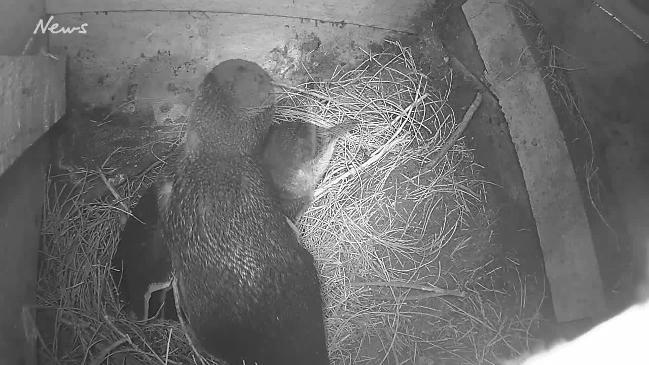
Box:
(0, 55), (66, 177)
(463, 0), (606, 322)
(45, 0), (429, 33)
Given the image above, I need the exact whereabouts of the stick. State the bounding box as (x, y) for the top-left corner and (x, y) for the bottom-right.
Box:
(285, 216), (301, 239)
(428, 92), (482, 168)
(272, 82), (339, 105)
(165, 328), (173, 365)
(374, 292), (465, 301)
(314, 93), (429, 198)
(98, 172), (130, 214)
(102, 314), (167, 365)
(448, 56), (498, 102)
(350, 281), (466, 298)
(22, 36), (34, 55)
(113, 159), (165, 191)
(592, 1), (649, 46)
(313, 136), (399, 199)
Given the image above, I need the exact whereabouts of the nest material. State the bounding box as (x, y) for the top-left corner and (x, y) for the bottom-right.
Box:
(37, 42), (540, 365)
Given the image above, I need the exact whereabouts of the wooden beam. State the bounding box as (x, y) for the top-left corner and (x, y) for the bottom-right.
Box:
(0, 55), (66, 177)
(45, 0), (427, 33)
(463, 0), (606, 322)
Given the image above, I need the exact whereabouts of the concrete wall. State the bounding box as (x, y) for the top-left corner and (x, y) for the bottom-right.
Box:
(0, 137), (49, 365)
(0, 1), (48, 364)
(523, 0), (649, 307)
(0, 0), (45, 56)
(45, 0), (429, 111)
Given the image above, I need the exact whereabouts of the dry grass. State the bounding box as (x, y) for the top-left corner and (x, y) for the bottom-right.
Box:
(275, 42), (478, 361)
(38, 170), (219, 365)
(36, 41), (541, 365)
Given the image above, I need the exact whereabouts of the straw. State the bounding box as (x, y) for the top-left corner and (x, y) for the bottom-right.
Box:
(37, 41), (540, 365)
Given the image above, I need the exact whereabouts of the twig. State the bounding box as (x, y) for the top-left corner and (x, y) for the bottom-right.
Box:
(22, 36), (34, 55)
(137, 159), (167, 179)
(89, 337), (128, 365)
(449, 56), (498, 102)
(313, 136), (400, 199)
(350, 281), (466, 297)
(39, 48), (59, 60)
(98, 172), (131, 214)
(272, 82), (339, 105)
(285, 216), (301, 240)
(592, 1), (649, 46)
(374, 292), (464, 301)
(314, 93), (429, 198)
(112, 159), (166, 191)
(103, 314), (166, 365)
(428, 92), (483, 167)
(165, 327), (173, 365)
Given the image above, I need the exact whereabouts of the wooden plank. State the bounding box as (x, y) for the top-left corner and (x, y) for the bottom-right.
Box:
(463, 0), (606, 322)
(0, 56), (66, 176)
(45, 0), (427, 33)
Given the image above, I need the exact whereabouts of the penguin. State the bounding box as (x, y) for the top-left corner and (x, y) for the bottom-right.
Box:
(114, 59), (331, 365)
(114, 78), (356, 326)
(164, 58), (330, 365)
(261, 119), (358, 220)
(112, 167), (176, 321)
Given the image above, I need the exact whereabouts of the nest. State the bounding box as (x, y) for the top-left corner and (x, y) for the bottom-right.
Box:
(37, 42), (540, 365)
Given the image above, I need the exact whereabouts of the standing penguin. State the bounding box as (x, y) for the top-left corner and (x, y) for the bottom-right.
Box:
(113, 61), (357, 362)
(113, 120), (355, 326)
(112, 167), (176, 321)
(111, 183), (171, 320)
(113, 100), (355, 326)
(113, 117), (355, 323)
(162, 59), (330, 365)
